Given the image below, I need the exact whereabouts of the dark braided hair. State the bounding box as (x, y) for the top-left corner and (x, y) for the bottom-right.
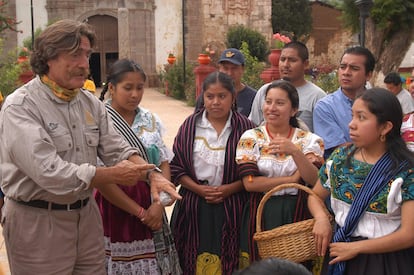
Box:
(99, 59), (146, 101)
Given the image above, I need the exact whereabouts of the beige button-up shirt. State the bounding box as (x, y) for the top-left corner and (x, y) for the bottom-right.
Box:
(0, 76), (138, 203)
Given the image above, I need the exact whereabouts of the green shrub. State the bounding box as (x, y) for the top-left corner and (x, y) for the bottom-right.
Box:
(0, 39), (23, 98)
(226, 25), (269, 62)
(315, 71), (339, 94)
(160, 57), (196, 105)
(239, 42), (265, 90)
(22, 27), (43, 51)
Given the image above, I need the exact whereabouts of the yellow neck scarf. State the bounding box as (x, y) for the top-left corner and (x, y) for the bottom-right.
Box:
(41, 75), (80, 102)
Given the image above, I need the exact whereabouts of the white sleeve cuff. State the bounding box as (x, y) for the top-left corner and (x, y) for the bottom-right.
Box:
(76, 163), (97, 191)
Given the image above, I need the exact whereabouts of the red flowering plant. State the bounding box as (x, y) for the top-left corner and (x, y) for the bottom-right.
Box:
(272, 33), (291, 49)
(0, 1), (21, 33)
(201, 44), (217, 64)
(202, 44), (215, 56)
(18, 46), (29, 57)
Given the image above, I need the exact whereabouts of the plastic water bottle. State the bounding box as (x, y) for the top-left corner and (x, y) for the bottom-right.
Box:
(159, 191), (172, 206)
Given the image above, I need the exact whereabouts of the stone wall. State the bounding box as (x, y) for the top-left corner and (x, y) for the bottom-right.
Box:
(307, 2), (356, 70)
(185, 0), (203, 60)
(185, 0), (272, 61)
(1, 0), (18, 60)
(41, 0), (158, 86)
(3, 0), (366, 88)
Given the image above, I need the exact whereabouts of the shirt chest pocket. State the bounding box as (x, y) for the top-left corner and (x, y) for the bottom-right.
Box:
(85, 130), (99, 147)
(84, 127), (99, 161)
(49, 129), (73, 153)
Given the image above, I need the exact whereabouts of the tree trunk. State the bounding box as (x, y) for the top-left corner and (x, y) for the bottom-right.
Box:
(366, 18), (414, 86)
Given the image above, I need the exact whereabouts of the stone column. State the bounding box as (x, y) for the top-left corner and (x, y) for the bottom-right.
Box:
(118, 7), (130, 59)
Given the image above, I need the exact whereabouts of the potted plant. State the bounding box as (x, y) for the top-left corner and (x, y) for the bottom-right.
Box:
(17, 47), (34, 84)
(198, 45), (215, 65)
(260, 33), (291, 83)
(271, 33), (291, 50)
(17, 47), (29, 63)
(268, 33), (291, 66)
(167, 53), (176, 65)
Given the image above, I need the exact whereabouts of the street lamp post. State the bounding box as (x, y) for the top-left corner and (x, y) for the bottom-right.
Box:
(30, 0), (35, 49)
(355, 0), (373, 48)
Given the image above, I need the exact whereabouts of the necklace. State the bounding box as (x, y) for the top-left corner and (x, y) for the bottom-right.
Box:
(266, 124), (293, 140)
(360, 148), (368, 163)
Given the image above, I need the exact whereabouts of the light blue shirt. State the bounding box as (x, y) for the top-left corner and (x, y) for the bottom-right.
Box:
(313, 88), (353, 151)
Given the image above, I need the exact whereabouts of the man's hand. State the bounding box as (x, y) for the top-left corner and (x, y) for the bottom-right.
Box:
(111, 160), (155, 186)
(148, 172), (182, 203)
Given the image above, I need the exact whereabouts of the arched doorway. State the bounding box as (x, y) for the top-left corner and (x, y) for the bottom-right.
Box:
(86, 15), (118, 87)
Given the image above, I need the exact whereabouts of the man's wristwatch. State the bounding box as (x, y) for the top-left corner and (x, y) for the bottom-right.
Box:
(146, 167), (162, 181)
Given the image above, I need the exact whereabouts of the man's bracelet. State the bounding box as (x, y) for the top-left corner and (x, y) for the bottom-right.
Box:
(146, 167), (162, 181)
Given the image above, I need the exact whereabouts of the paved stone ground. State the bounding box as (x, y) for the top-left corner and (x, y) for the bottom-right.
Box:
(0, 87), (194, 274)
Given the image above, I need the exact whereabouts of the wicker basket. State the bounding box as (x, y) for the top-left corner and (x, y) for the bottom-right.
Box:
(253, 183), (331, 263)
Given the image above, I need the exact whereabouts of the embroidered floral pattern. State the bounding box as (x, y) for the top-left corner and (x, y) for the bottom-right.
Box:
(320, 146), (414, 213)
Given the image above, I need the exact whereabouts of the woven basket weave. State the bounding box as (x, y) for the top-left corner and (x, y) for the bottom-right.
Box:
(253, 183), (331, 263)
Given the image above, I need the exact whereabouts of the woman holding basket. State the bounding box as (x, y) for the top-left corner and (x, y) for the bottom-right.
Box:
(308, 88), (414, 275)
(236, 80), (324, 267)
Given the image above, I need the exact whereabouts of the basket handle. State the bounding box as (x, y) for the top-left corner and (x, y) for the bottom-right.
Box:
(255, 183), (330, 233)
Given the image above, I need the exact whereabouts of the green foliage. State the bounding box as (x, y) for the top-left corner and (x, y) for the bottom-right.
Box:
(271, 0), (312, 40)
(226, 25), (268, 61)
(22, 27), (43, 51)
(0, 39), (23, 98)
(339, 0), (414, 39)
(160, 57), (196, 106)
(315, 71), (339, 94)
(239, 42), (265, 90)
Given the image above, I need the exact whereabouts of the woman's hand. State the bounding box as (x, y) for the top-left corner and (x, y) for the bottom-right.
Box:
(329, 241), (360, 264)
(270, 136), (299, 156)
(141, 203), (163, 231)
(313, 218), (332, 257)
(198, 185), (224, 204)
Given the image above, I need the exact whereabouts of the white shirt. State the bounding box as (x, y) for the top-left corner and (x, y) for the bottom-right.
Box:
(193, 111), (232, 186)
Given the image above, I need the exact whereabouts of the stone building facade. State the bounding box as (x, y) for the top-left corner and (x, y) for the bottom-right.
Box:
(45, 0), (158, 86)
(185, 0), (271, 60)
(307, 1), (356, 70)
(4, 0), (273, 87)
(3, 0), (364, 88)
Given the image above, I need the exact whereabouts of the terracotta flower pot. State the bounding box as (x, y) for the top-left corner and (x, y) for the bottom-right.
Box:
(268, 49), (282, 67)
(167, 56), (176, 65)
(197, 53), (211, 65)
(17, 56), (29, 64)
(260, 49), (282, 83)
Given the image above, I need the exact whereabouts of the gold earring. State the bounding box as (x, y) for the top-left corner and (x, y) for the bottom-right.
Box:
(380, 134), (386, 142)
